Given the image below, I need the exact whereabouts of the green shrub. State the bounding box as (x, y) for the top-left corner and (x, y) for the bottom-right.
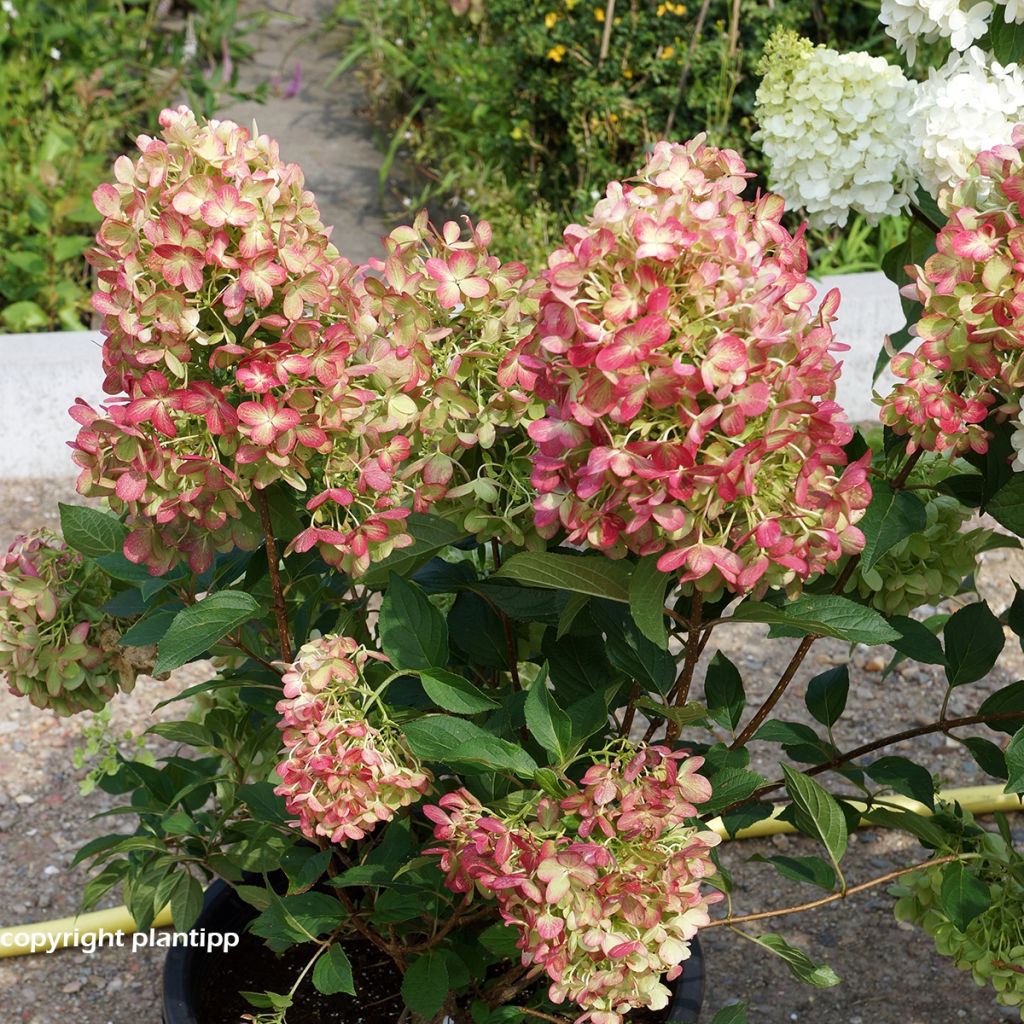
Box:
(0, 0), (258, 333)
(336, 0), (891, 267)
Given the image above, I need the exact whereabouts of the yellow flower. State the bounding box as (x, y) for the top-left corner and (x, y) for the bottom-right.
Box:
(566, 0), (578, 7)
(609, 112), (619, 122)
(547, 44), (567, 62)
(661, 45), (676, 59)
(594, 6), (604, 20)
(545, 11), (560, 28)
(656, 3), (667, 14)
(623, 67), (633, 78)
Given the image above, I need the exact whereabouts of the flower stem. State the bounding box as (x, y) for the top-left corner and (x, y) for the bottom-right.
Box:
(666, 592), (703, 743)
(255, 487), (292, 663)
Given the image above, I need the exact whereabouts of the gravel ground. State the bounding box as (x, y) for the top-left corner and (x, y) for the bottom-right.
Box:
(0, 477), (1022, 1023)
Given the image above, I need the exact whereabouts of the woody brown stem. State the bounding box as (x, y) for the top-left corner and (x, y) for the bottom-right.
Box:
(255, 487), (292, 662)
(705, 855), (959, 929)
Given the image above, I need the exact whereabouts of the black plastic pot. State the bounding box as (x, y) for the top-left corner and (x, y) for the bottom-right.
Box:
(163, 880), (706, 1024)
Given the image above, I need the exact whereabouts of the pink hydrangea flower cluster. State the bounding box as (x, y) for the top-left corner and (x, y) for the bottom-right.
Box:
(71, 106), (415, 576)
(0, 532), (141, 715)
(424, 746), (722, 1024)
(509, 138), (871, 595)
(880, 126), (1024, 456)
(356, 211), (545, 546)
(274, 634), (431, 843)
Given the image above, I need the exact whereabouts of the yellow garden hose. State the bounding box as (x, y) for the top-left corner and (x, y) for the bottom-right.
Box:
(0, 784), (1019, 958)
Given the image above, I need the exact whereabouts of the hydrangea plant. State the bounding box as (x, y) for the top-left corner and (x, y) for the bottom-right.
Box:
(3, 107), (1024, 1024)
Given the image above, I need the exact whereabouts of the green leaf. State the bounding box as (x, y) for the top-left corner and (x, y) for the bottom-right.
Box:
(2, 299), (48, 331)
(169, 873), (205, 931)
(119, 606), (180, 647)
(591, 601), (675, 693)
(804, 666), (849, 729)
(750, 854), (836, 891)
(985, 473), (1024, 536)
(238, 782), (289, 826)
(420, 669), (498, 714)
(732, 595), (900, 645)
(863, 807), (949, 849)
(752, 933), (841, 987)
(148, 721), (215, 749)
(939, 861), (991, 932)
(153, 592), (262, 674)
(959, 736), (1008, 780)
(782, 765), (848, 868)
(943, 602), (1004, 687)
(524, 669), (573, 761)
(704, 652), (745, 731)
(59, 503), (126, 558)
(479, 922), (520, 959)
(978, 680), (1024, 735)
(379, 574), (448, 670)
(858, 483), (927, 571)
(709, 1005), (748, 1024)
(628, 554), (669, 648)
(402, 952), (449, 1018)
(988, 17), (1024, 66)
(888, 615), (946, 666)
(250, 892), (345, 950)
(404, 716), (538, 777)
(865, 756), (934, 809)
(701, 767), (765, 814)
(635, 696), (707, 731)
(1005, 727), (1024, 795)
(313, 944), (356, 996)
(494, 552), (631, 602)
(359, 512), (464, 588)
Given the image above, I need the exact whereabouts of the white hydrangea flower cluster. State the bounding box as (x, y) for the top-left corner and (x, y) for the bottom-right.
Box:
(754, 32), (916, 227)
(879, 0), (995, 63)
(1011, 420), (1024, 473)
(905, 48), (1024, 193)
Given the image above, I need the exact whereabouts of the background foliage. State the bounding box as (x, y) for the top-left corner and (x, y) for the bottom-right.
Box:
(0, 0), (257, 333)
(334, 0), (898, 269)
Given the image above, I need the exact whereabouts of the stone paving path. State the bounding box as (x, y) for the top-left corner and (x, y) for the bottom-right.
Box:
(219, 0), (387, 267)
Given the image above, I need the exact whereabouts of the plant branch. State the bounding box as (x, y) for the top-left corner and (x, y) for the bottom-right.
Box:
(666, 593), (703, 744)
(707, 709), (1024, 819)
(511, 1008), (573, 1024)
(730, 635), (816, 749)
(704, 854), (959, 929)
(255, 487), (292, 662)
(598, 0), (616, 63)
(664, 0), (712, 136)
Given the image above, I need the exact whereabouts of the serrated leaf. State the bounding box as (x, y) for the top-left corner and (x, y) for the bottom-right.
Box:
(865, 755), (934, 809)
(1005, 727), (1024, 795)
(701, 767), (765, 814)
(859, 483), (927, 570)
(782, 765), (848, 869)
(250, 892), (345, 950)
(732, 595), (899, 645)
(943, 602), (1004, 687)
(420, 669), (498, 714)
(379, 574), (448, 670)
(986, 473), (1024, 536)
(170, 873), (204, 931)
(404, 716), (537, 777)
(494, 552), (631, 602)
(704, 651), (745, 731)
(940, 861), (990, 932)
(119, 605), (180, 647)
(978, 680), (1024, 735)
(524, 669), (573, 761)
(313, 944), (356, 996)
(959, 736), (1008, 780)
(750, 854), (836, 891)
(402, 952), (448, 1018)
(153, 591), (261, 674)
(360, 513), (464, 588)
(888, 615), (946, 665)
(59, 503), (126, 558)
(635, 696), (707, 730)
(805, 666), (849, 728)
(753, 933), (841, 988)
(709, 1004), (748, 1024)
(628, 554), (669, 648)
